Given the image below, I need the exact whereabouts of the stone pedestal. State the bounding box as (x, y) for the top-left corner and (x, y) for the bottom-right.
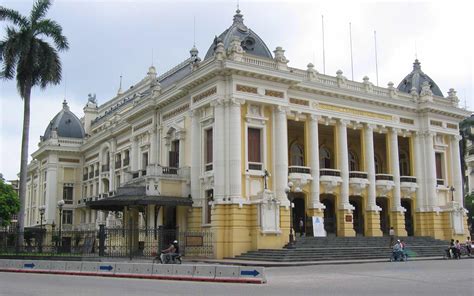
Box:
(337, 209), (356, 237)
(390, 211), (407, 237)
(365, 211), (383, 237)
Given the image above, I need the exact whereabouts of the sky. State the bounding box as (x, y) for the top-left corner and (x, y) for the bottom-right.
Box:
(0, 0), (473, 181)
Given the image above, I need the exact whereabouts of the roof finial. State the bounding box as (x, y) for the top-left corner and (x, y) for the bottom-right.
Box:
(233, 2), (243, 24)
(117, 74), (123, 95)
(237, 0), (240, 13)
(62, 99), (69, 110)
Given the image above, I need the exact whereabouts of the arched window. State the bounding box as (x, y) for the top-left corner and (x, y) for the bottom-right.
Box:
(374, 154), (382, 174)
(399, 150), (410, 176)
(290, 142), (304, 166)
(348, 151), (358, 171)
(319, 147), (331, 169)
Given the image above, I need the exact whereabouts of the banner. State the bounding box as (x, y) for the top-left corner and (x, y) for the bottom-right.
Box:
(312, 216), (326, 237)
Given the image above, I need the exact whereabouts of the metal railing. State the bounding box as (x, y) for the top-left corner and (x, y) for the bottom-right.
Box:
(0, 227), (213, 259)
(101, 164), (110, 172)
(349, 171), (368, 179)
(400, 176), (417, 183)
(437, 179), (445, 186)
(288, 166), (311, 174)
(375, 174), (394, 181)
(320, 168), (341, 177)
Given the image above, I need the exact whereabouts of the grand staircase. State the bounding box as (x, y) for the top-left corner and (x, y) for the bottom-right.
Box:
(232, 236), (448, 262)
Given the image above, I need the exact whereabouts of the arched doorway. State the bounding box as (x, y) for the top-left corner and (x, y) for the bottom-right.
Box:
(349, 196), (364, 236)
(321, 194), (336, 236)
(376, 197), (390, 235)
(401, 199), (413, 236)
(290, 193), (306, 236)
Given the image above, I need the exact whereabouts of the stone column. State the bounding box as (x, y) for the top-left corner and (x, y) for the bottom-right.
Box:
(177, 132), (185, 168)
(190, 109), (201, 203)
(364, 124), (382, 236)
(212, 99), (225, 201)
(309, 115), (324, 211)
(131, 136), (139, 171)
(150, 128), (157, 164)
(424, 132), (437, 209)
(109, 138), (117, 190)
(413, 131), (427, 236)
(274, 106), (289, 203)
(336, 119), (355, 237)
(229, 99), (244, 202)
(451, 135), (463, 204)
(389, 128), (407, 236)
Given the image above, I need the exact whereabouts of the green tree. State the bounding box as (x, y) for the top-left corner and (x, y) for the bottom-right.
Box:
(0, 179), (20, 226)
(0, 0), (69, 237)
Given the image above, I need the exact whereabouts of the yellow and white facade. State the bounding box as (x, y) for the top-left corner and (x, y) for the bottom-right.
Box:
(24, 10), (470, 258)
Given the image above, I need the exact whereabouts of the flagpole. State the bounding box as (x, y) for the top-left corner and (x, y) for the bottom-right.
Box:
(374, 30), (379, 87)
(322, 15), (326, 75)
(349, 22), (354, 80)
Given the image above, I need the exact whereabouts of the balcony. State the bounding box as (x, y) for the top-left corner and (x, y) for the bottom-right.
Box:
(115, 161), (122, 169)
(83, 174), (88, 181)
(349, 171), (369, 195)
(95, 170), (99, 177)
(205, 163), (213, 172)
(288, 166), (313, 191)
(436, 179), (445, 186)
(400, 176), (418, 197)
(248, 162), (263, 171)
(376, 174), (394, 196)
(319, 168), (342, 194)
(89, 172), (94, 179)
(141, 169), (147, 176)
(101, 164), (110, 172)
(162, 167), (178, 175)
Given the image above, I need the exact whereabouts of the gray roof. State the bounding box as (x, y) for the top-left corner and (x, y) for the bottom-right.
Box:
(43, 100), (85, 140)
(397, 59), (443, 97)
(204, 9), (273, 60)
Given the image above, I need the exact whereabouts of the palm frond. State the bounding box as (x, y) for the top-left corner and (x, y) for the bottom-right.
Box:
(34, 19), (69, 51)
(30, 0), (51, 23)
(0, 6), (29, 27)
(0, 27), (21, 79)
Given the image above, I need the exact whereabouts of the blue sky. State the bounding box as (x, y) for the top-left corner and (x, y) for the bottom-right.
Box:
(1, 0), (473, 180)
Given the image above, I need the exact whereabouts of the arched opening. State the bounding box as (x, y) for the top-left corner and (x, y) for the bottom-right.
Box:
(289, 141), (304, 166)
(321, 194), (336, 236)
(348, 150), (359, 171)
(319, 147), (332, 169)
(349, 196), (364, 235)
(290, 192), (306, 236)
(374, 154), (383, 174)
(376, 197), (390, 235)
(401, 198), (414, 236)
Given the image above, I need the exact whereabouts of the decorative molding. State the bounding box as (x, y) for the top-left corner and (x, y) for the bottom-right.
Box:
(400, 117), (414, 125)
(318, 103), (392, 121)
(430, 120), (443, 127)
(289, 98), (309, 106)
(59, 158), (80, 163)
(162, 103), (190, 121)
(85, 154), (99, 163)
(192, 86), (217, 104)
(132, 118), (153, 132)
(265, 89), (284, 98)
(236, 84), (258, 94)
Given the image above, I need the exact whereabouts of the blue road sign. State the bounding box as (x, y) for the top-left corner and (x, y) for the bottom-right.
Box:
(240, 269), (259, 277)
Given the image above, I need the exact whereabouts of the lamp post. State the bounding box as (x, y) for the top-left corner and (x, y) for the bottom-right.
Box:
(285, 182), (295, 247)
(38, 205), (46, 253)
(57, 200), (65, 250)
(450, 186), (455, 202)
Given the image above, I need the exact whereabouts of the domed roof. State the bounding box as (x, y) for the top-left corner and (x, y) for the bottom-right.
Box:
(43, 100), (85, 140)
(204, 9), (273, 60)
(397, 59), (443, 97)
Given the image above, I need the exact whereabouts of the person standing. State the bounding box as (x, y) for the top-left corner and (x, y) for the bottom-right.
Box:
(389, 227), (395, 247)
(465, 237), (472, 257)
(299, 217), (305, 237)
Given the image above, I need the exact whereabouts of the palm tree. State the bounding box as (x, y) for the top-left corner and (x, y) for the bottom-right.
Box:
(0, 0), (69, 243)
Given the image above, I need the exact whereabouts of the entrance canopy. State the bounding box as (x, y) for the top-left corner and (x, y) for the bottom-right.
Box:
(86, 186), (192, 211)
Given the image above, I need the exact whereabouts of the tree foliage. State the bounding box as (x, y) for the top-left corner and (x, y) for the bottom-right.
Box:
(0, 179), (20, 226)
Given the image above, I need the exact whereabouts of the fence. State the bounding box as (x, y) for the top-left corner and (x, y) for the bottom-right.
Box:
(0, 227), (213, 259)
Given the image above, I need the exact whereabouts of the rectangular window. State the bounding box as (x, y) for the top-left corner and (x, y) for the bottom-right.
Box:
(248, 128), (262, 170)
(142, 152), (149, 169)
(63, 186), (74, 204)
(169, 140), (180, 168)
(435, 153), (443, 179)
(62, 210), (73, 225)
(205, 129), (213, 171)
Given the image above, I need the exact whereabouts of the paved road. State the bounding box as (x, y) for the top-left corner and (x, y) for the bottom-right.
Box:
(0, 259), (473, 296)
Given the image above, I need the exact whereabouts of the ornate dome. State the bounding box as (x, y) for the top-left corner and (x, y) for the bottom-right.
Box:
(43, 100), (85, 140)
(397, 59), (443, 97)
(204, 9), (273, 60)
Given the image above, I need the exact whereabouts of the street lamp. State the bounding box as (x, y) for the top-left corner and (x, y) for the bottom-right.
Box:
(450, 186), (455, 202)
(38, 205), (46, 253)
(57, 200), (65, 250)
(285, 182), (295, 247)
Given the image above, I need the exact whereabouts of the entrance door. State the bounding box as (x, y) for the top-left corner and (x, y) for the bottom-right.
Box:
(321, 196), (336, 235)
(292, 194), (306, 236)
(163, 206), (177, 230)
(401, 199), (413, 236)
(376, 197), (389, 235)
(350, 196), (364, 236)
